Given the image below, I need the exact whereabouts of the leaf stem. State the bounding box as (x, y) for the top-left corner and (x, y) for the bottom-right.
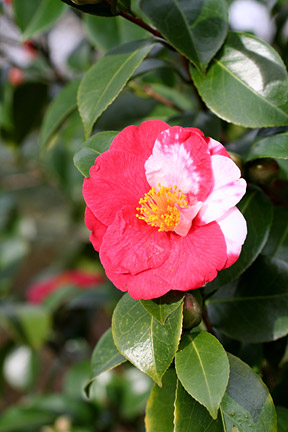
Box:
(119, 9), (163, 39)
(104, 0), (163, 39)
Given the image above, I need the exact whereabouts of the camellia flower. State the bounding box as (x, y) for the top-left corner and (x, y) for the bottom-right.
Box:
(83, 121), (247, 300)
(27, 270), (104, 304)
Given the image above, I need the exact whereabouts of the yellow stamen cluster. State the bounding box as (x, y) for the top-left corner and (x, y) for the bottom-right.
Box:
(136, 184), (188, 232)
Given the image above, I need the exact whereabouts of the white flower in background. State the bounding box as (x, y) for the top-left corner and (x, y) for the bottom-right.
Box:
(47, 12), (85, 77)
(229, 0), (276, 43)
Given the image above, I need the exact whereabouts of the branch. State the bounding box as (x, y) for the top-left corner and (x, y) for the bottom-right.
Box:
(143, 84), (184, 112)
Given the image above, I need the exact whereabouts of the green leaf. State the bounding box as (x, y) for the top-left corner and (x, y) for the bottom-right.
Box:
(84, 15), (148, 52)
(205, 186), (273, 294)
(95, 90), (157, 130)
(145, 368), (177, 432)
(61, 0), (116, 17)
(85, 328), (126, 396)
(221, 354), (277, 431)
(207, 255), (288, 343)
(140, 291), (184, 325)
(40, 79), (81, 149)
(191, 32), (288, 127)
(277, 406), (288, 432)
(262, 206), (288, 262)
(112, 293), (183, 385)
(12, 82), (48, 144)
(0, 407), (55, 432)
(1, 304), (51, 349)
(174, 380), (224, 432)
(73, 131), (118, 177)
(14, 0), (66, 40)
(0, 394), (94, 432)
(175, 332), (229, 419)
(140, 0), (228, 73)
(246, 132), (288, 162)
(78, 40), (155, 137)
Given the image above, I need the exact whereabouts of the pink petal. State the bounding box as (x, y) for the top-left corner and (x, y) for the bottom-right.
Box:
(85, 207), (107, 251)
(110, 120), (170, 160)
(100, 205), (171, 276)
(175, 202), (203, 236)
(197, 155), (247, 225)
(103, 221), (227, 300)
(144, 126), (214, 202)
(206, 137), (230, 157)
(217, 207), (247, 268)
(83, 149), (149, 226)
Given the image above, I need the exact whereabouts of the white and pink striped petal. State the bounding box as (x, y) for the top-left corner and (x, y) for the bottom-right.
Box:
(217, 207), (247, 268)
(197, 155), (247, 225)
(144, 126), (213, 200)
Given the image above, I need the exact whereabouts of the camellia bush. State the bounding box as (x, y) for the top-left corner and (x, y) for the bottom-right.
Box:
(1, 0), (288, 431)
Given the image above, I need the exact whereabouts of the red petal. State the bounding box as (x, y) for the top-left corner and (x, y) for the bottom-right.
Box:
(100, 205), (171, 276)
(85, 207), (107, 250)
(110, 120), (170, 160)
(101, 221), (227, 300)
(83, 149), (150, 226)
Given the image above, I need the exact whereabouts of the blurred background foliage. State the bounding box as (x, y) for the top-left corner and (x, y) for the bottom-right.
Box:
(0, 0), (288, 431)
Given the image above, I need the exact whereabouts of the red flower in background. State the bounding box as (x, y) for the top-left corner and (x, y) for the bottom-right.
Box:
(8, 67), (24, 86)
(83, 121), (247, 300)
(27, 270), (104, 304)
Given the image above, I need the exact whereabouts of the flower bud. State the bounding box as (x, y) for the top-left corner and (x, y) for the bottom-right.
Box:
(247, 158), (279, 185)
(183, 292), (203, 330)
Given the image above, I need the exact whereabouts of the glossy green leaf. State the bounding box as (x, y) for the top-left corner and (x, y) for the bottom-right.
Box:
(191, 32), (288, 127)
(85, 328), (126, 396)
(175, 332), (229, 419)
(246, 132), (288, 161)
(140, 0), (228, 73)
(61, 0), (116, 17)
(84, 15), (148, 52)
(276, 406), (288, 432)
(112, 293), (183, 385)
(40, 79), (81, 149)
(175, 381), (224, 432)
(145, 368), (177, 432)
(221, 354), (277, 431)
(205, 186), (273, 294)
(207, 255), (288, 343)
(74, 131), (118, 177)
(78, 40), (154, 137)
(140, 291), (184, 325)
(14, 0), (66, 40)
(262, 206), (288, 262)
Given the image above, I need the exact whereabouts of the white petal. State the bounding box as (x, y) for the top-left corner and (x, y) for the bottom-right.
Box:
(217, 207), (247, 268)
(197, 155), (247, 224)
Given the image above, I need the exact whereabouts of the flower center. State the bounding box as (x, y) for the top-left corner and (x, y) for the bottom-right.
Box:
(136, 184), (188, 232)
